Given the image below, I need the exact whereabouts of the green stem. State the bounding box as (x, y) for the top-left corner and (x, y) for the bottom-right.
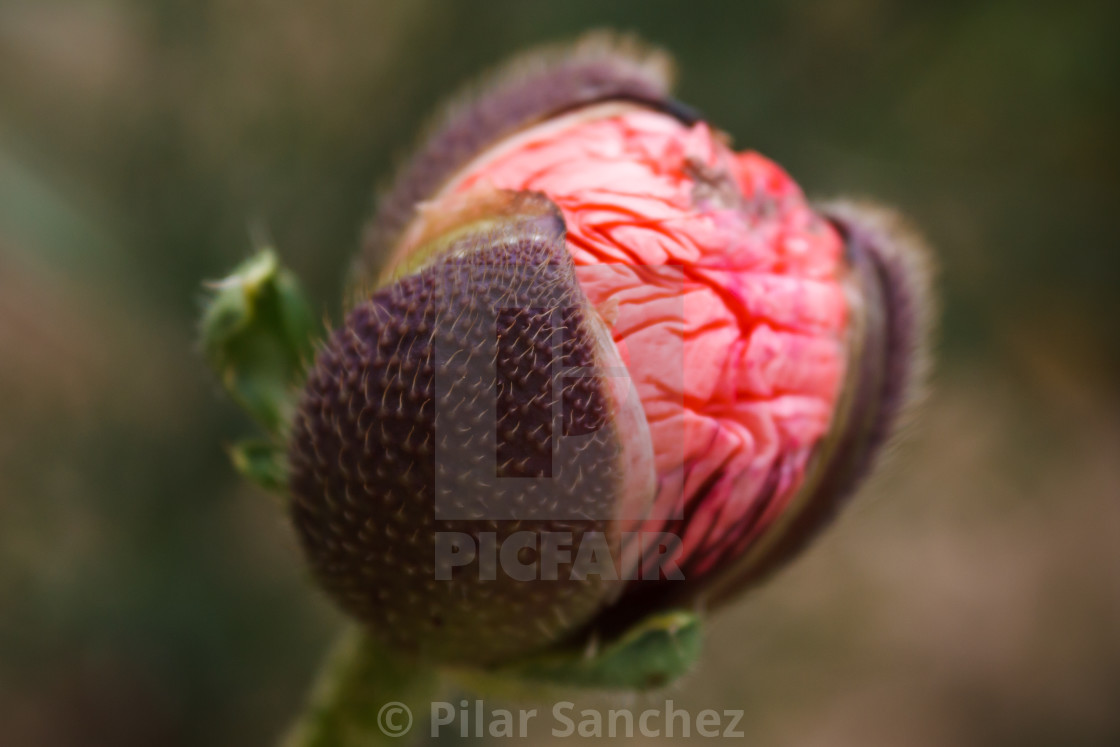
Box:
(281, 626), (439, 747)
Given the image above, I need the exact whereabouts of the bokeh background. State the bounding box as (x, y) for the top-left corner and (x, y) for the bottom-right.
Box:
(1, 1), (1117, 745)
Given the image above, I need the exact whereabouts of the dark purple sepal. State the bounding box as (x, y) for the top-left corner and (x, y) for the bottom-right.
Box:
(356, 32), (684, 286)
(291, 191), (654, 665)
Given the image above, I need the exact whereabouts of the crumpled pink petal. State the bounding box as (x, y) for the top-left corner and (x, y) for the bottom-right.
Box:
(450, 109), (848, 581)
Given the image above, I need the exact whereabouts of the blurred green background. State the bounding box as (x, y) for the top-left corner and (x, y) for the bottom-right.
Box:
(1, 1), (1117, 745)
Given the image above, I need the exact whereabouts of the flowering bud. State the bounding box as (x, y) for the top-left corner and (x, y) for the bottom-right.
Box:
(281, 34), (933, 671)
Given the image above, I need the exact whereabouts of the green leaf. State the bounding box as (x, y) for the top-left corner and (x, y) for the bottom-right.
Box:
(504, 610), (703, 691)
(200, 248), (318, 437)
(228, 439), (289, 493)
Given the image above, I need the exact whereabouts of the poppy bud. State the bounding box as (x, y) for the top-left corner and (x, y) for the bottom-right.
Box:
(284, 33), (933, 669)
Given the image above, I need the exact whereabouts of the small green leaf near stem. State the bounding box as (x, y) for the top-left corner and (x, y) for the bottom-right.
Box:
(201, 248), (319, 492)
(496, 610), (703, 691)
(201, 249), (318, 437)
